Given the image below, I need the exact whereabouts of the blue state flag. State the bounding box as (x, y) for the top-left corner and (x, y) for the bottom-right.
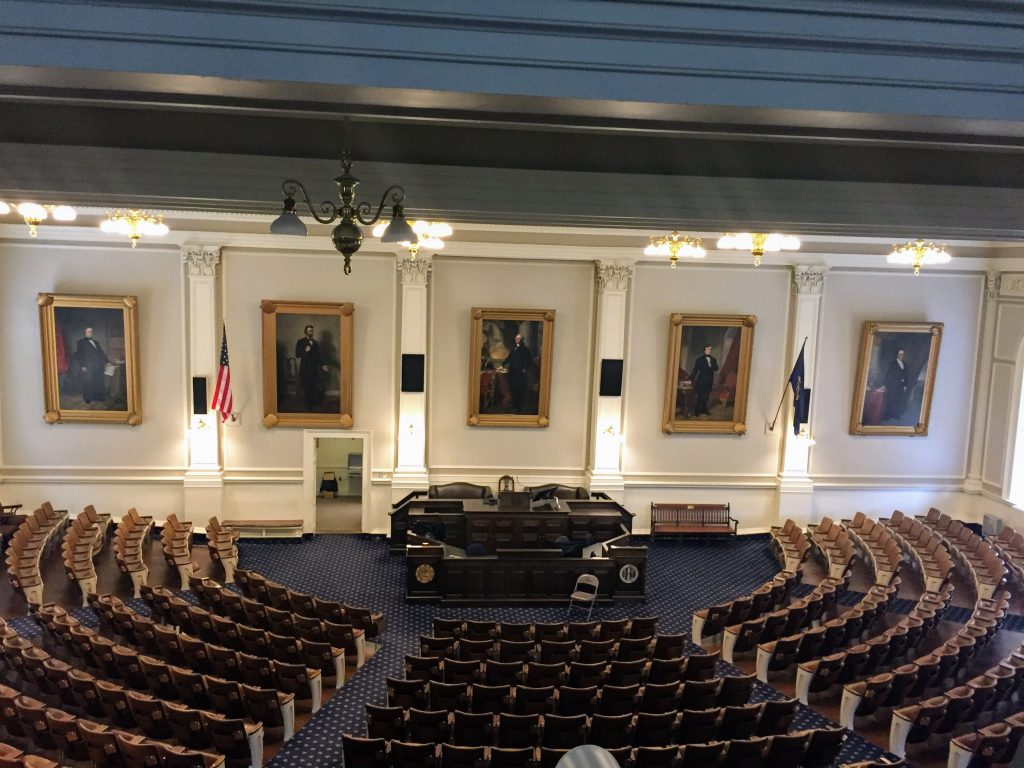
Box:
(788, 347), (809, 435)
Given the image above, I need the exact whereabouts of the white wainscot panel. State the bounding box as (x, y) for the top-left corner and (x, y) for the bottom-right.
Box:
(994, 303), (1024, 361)
(983, 361), (1014, 490)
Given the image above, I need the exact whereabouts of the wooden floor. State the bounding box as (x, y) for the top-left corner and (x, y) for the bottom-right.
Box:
(0, 529), (372, 764)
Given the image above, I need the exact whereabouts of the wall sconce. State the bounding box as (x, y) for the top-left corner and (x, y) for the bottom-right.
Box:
(602, 424), (625, 443)
(795, 426), (816, 446)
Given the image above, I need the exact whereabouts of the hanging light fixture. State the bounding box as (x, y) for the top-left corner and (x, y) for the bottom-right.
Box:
(3, 202), (77, 237)
(100, 210), (170, 247)
(643, 231), (706, 267)
(269, 151), (417, 274)
(887, 239), (950, 275)
(716, 232), (800, 266)
(373, 219), (453, 259)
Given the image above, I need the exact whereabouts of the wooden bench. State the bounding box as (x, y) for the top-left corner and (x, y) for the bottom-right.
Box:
(651, 503), (737, 537)
(220, 519), (304, 539)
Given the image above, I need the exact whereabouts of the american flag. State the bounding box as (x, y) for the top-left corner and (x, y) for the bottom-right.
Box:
(211, 325), (233, 421)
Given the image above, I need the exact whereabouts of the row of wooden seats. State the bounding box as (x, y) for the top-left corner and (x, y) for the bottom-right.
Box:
(206, 517), (240, 583)
(394, 670), (758, 715)
(840, 513), (905, 586)
(715, 574), (812, 661)
(342, 726), (847, 768)
(370, 698), (798, 748)
(888, 587), (1013, 757)
(760, 580), (896, 689)
(838, 582), (956, 726)
(60, 506), (111, 606)
(879, 510), (954, 592)
(418, 632), (686, 666)
(367, 697), (799, 746)
(990, 524), (1024, 586)
(190, 577), (365, 667)
(890, 640), (1023, 759)
(4, 616), (269, 765)
(162, 512), (196, 591)
(415, 635), (694, 672)
(693, 570), (800, 645)
(152, 595), (348, 690)
(0, 501), (27, 548)
(28, 603), (290, 740)
(917, 509), (1007, 598)
(769, 519), (811, 573)
(806, 517), (855, 578)
(430, 616), (661, 644)
(0, 740), (63, 768)
(844, 594), (1007, 749)
(0, 702), (225, 768)
(114, 507), (152, 597)
(400, 653), (714, 693)
(234, 568), (385, 641)
(5, 503), (67, 607)
(797, 580), (951, 706)
(95, 595), (326, 711)
(949, 711), (1024, 768)
(713, 575), (843, 672)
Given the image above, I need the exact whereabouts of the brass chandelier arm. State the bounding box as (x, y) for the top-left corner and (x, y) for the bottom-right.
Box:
(281, 179), (339, 224)
(355, 185), (406, 226)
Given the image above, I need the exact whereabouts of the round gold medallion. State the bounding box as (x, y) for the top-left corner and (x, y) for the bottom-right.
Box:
(415, 564), (436, 584)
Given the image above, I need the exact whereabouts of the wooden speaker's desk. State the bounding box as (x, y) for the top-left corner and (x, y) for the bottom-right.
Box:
(389, 492), (645, 604)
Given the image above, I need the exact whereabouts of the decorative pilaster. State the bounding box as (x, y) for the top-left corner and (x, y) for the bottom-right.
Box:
(182, 246), (224, 512)
(964, 271), (1001, 493)
(393, 254), (431, 492)
(587, 261), (635, 499)
(777, 266), (828, 525)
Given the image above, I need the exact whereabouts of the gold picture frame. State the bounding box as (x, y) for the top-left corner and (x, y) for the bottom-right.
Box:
(38, 293), (142, 425)
(662, 313), (756, 434)
(468, 307), (555, 428)
(261, 299), (354, 428)
(850, 321), (943, 436)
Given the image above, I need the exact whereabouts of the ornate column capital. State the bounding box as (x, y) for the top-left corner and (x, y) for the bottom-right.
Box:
(595, 261), (634, 293)
(182, 246), (221, 277)
(397, 254), (432, 285)
(792, 265), (827, 295)
(986, 271), (1002, 299)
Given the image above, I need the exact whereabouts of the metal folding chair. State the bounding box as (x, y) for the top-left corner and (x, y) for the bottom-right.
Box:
(567, 574), (599, 622)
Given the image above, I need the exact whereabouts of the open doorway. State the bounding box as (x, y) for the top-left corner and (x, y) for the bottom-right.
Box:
(314, 435), (364, 532)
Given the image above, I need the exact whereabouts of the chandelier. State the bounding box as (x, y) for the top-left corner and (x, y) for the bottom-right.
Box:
(887, 239), (949, 275)
(373, 219), (453, 259)
(0, 201), (77, 236)
(269, 152), (416, 274)
(643, 232), (706, 267)
(717, 232), (800, 266)
(100, 210), (169, 247)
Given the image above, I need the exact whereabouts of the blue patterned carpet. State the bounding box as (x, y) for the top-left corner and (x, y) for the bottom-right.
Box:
(218, 534), (894, 768)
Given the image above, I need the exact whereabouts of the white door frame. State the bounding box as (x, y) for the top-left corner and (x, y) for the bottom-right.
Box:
(303, 429), (372, 533)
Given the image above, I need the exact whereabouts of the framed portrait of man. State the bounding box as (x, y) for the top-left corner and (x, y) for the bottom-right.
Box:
(850, 321), (943, 436)
(468, 307), (555, 427)
(38, 293), (142, 425)
(260, 299), (354, 428)
(662, 313), (756, 434)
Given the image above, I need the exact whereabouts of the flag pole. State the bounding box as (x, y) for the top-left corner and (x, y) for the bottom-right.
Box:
(768, 336), (808, 431)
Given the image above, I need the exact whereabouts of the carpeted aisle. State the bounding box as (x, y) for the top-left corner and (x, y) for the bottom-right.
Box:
(231, 534), (893, 768)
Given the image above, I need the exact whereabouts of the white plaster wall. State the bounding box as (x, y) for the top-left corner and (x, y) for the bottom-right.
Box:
(428, 258), (594, 479)
(624, 263), (791, 478)
(811, 271), (982, 483)
(220, 249), (396, 473)
(0, 241), (186, 474)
